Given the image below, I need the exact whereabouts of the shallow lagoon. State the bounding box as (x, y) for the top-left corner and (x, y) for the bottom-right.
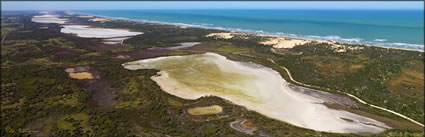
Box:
(122, 52), (390, 133)
(60, 25), (143, 38)
(32, 14), (68, 24)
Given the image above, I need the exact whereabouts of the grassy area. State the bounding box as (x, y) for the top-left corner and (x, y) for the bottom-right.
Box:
(57, 113), (92, 134)
(187, 105), (223, 116)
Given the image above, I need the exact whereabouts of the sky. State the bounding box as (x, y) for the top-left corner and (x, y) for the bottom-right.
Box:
(2, 1), (424, 11)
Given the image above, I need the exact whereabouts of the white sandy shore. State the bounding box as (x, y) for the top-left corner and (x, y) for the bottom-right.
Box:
(122, 53), (391, 133)
(60, 25), (143, 38)
(206, 32), (422, 53)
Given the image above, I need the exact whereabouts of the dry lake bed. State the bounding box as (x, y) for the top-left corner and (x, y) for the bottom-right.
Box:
(122, 52), (391, 134)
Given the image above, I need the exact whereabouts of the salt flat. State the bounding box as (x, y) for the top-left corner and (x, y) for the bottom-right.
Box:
(60, 25), (143, 38)
(32, 14), (68, 24)
(122, 52), (391, 133)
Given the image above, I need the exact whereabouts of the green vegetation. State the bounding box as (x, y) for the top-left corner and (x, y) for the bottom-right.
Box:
(274, 43), (424, 124)
(1, 11), (423, 137)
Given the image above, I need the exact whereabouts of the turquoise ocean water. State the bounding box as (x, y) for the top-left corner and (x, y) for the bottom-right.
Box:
(74, 10), (424, 50)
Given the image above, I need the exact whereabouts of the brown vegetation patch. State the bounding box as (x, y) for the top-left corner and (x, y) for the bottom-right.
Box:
(88, 43), (123, 52)
(348, 64), (364, 72)
(386, 61), (424, 94)
(185, 43), (214, 52)
(271, 48), (303, 55)
(87, 81), (118, 109)
(63, 66), (116, 109)
(242, 120), (255, 127)
(54, 48), (81, 58)
(314, 63), (345, 75)
(118, 48), (172, 59)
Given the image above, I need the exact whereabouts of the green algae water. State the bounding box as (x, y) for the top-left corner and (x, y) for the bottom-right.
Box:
(75, 9), (424, 50)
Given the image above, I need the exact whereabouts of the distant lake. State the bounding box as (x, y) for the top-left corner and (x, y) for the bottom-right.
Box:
(74, 9), (424, 50)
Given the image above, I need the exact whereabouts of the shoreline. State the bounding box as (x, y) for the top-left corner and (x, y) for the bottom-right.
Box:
(67, 11), (424, 53)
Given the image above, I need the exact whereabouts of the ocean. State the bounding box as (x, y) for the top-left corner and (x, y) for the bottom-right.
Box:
(74, 9), (424, 50)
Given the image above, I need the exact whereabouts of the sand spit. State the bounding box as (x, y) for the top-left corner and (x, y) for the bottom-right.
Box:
(187, 105), (223, 115)
(122, 53), (391, 133)
(32, 14), (68, 24)
(60, 25), (143, 38)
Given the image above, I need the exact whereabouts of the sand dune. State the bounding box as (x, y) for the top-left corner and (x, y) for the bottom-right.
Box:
(260, 38), (310, 48)
(122, 53), (390, 133)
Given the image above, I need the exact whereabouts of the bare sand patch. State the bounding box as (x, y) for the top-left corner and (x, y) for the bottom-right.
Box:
(115, 55), (130, 59)
(260, 37), (310, 48)
(122, 52), (391, 133)
(65, 68), (75, 73)
(60, 25), (143, 38)
(65, 66), (97, 80)
(329, 44), (365, 53)
(69, 72), (94, 80)
(206, 33), (235, 39)
(187, 105), (223, 115)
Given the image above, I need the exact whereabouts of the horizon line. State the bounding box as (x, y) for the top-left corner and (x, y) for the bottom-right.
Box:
(2, 8), (424, 11)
